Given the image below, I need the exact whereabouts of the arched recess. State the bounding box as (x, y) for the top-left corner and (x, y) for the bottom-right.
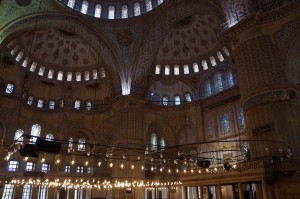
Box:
(132, 0), (225, 93)
(0, 13), (121, 90)
(177, 123), (198, 154)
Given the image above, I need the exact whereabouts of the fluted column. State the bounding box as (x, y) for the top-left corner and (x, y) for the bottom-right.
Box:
(233, 32), (300, 160)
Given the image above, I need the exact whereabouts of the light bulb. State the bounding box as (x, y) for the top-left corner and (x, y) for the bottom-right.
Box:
(120, 163), (124, 169)
(56, 159), (60, 164)
(176, 169), (179, 173)
(98, 162), (102, 167)
(41, 158), (45, 162)
(131, 165), (134, 169)
(168, 169), (171, 173)
(85, 161), (89, 166)
(141, 165), (144, 170)
(109, 162), (113, 168)
(71, 160), (75, 165)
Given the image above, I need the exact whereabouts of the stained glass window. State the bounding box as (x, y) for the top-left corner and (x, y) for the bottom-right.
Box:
(162, 96), (169, 106)
(80, 0), (89, 14)
(165, 65), (170, 75)
(16, 51), (24, 62)
(214, 72), (223, 92)
(30, 124), (41, 143)
(14, 129), (24, 143)
(151, 133), (157, 151)
(60, 99), (64, 108)
(67, 72), (72, 81)
(145, 0), (152, 11)
(121, 5), (128, 19)
(86, 100), (92, 110)
(27, 96), (33, 105)
(221, 114), (230, 134)
(205, 81), (211, 96)
(76, 72), (81, 81)
(174, 95), (181, 105)
(37, 99), (44, 108)
(174, 65), (179, 75)
(48, 69), (54, 79)
(69, 138), (73, 150)
(108, 6), (115, 19)
(217, 52), (224, 62)
(10, 45), (19, 55)
(78, 138), (86, 151)
(157, 0), (163, 5)
(38, 186), (48, 199)
(185, 93), (192, 103)
(223, 46), (230, 56)
(94, 4), (102, 18)
(38, 66), (45, 76)
(41, 163), (50, 173)
(30, 62), (37, 72)
(160, 137), (166, 150)
(8, 161), (19, 171)
(5, 83), (14, 94)
(193, 63), (199, 72)
(45, 134), (54, 141)
(22, 184), (32, 199)
(25, 162), (35, 171)
(202, 60), (208, 70)
(210, 56), (217, 66)
(49, 100), (55, 109)
(100, 68), (106, 78)
(134, 2), (141, 16)
(155, 64), (161, 74)
(2, 184), (15, 199)
(92, 70), (98, 79)
(228, 70), (234, 87)
(237, 109), (245, 129)
(183, 64), (189, 74)
(74, 100), (81, 109)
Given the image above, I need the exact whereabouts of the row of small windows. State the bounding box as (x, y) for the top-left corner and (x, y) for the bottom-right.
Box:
(14, 125), (86, 152)
(8, 45), (106, 82)
(65, 0), (163, 19)
(147, 92), (192, 106)
(155, 47), (230, 75)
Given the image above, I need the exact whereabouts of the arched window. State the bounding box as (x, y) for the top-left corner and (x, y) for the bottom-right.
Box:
(14, 129), (24, 143)
(202, 60), (208, 70)
(160, 137), (166, 150)
(22, 57), (29, 68)
(30, 124), (41, 143)
(5, 83), (14, 94)
(228, 70), (234, 87)
(205, 81), (211, 96)
(67, 0), (76, 8)
(221, 114), (230, 134)
(185, 93), (192, 103)
(134, 2), (141, 16)
(74, 100), (81, 109)
(49, 100), (55, 109)
(165, 65), (170, 75)
(214, 72), (223, 92)
(174, 95), (181, 105)
(193, 63), (199, 73)
(210, 56), (217, 66)
(121, 5), (128, 19)
(76, 72), (81, 81)
(27, 96), (33, 105)
(162, 95), (169, 106)
(78, 138), (86, 151)
(38, 66), (45, 76)
(67, 72), (72, 81)
(57, 71), (63, 81)
(94, 4), (102, 18)
(16, 51), (24, 62)
(237, 109), (245, 130)
(45, 134), (54, 141)
(37, 99), (44, 108)
(86, 100), (92, 111)
(145, 0), (152, 11)
(10, 45), (19, 55)
(30, 62), (37, 72)
(151, 133), (157, 151)
(84, 71), (89, 81)
(99, 68), (106, 78)
(92, 70), (98, 79)
(157, 0), (163, 5)
(60, 99), (64, 108)
(174, 65), (180, 75)
(48, 69), (54, 79)
(155, 65), (161, 74)
(80, 0), (89, 14)
(183, 64), (189, 74)
(217, 52), (224, 62)
(108, 6), (115, 19)
(69, 138), (73, 150)
(223, 46), (230, 56)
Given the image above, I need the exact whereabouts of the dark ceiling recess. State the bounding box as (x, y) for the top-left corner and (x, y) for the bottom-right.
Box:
(15, 0), (32, 7)
(86, 83), (100, 89)
(58, 29), (75, 37)
(175, 16), (193, 27)
(3, 56), (14, 65)
(41, 80), (54, 86)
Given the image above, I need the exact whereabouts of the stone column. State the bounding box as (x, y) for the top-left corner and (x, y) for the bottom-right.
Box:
(233, 31), (300, 160)
(238, 182), (244, 199)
